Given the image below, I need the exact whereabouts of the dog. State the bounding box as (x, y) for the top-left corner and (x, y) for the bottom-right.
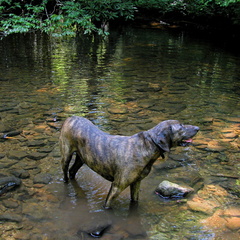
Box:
(59, 116), (199, 208)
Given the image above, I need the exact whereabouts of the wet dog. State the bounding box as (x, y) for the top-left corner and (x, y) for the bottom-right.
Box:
(60, 116), (199, 208)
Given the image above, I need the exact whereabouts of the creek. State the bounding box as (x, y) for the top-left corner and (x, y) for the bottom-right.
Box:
(0, 27), (239, 239)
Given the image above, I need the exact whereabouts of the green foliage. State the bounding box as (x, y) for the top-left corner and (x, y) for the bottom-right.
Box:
(0, 0), (135, 37)
(0, 0), (240, 37)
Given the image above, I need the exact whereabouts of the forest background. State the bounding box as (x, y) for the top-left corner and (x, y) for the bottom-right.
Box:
(0, 0), (240, 37)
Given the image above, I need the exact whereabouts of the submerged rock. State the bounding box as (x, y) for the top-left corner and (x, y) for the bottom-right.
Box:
(108, 105), (128, 114)
(187, 200), (216, 215)
(33, 173), (52, 184)
(155, 180), (194, 199)
(22, 202), (50, 221)
(27, 152), (48, 160)
(77, 212), (112, 238)
(8, 150), (28, 160)
(0, 130), (22, 139)
(11, 169), (30, 179)
(0, 213), (22, 223)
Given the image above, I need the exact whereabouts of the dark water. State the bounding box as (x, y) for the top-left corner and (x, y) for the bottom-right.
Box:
(0, 28), (239, 240)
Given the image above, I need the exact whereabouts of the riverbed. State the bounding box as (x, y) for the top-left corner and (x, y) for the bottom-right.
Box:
(0, 27), (239, 239)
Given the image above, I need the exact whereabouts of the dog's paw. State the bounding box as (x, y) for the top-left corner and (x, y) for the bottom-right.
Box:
(63, 178), (69, 183)
(103, 204), (112, 210)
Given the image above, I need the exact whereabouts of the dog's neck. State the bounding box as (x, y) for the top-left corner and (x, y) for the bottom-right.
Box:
(147, 135), (166, 159)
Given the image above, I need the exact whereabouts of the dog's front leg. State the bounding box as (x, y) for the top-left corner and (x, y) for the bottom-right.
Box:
(104, 182), (124, 209)
(130, 180), (141, 202)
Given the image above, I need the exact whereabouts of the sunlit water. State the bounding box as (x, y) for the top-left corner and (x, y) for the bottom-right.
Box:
(0, 28), (239, 240)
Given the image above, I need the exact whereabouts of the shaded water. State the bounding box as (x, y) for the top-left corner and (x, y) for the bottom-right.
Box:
(0, 28), (239, 240)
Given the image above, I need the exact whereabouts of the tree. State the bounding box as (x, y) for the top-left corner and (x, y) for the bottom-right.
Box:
(0, 0), (135, 36)
(0, 0), (240, 37)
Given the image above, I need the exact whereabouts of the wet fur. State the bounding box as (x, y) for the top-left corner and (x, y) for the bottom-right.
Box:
(60, 116), (199, 208)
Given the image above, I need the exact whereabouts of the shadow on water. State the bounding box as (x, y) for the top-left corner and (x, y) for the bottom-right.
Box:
(0, 28), (239, 239)
(51, 179), (147, 240)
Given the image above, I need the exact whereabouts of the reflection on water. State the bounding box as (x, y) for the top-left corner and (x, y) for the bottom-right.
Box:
(0, 28), (239, 239)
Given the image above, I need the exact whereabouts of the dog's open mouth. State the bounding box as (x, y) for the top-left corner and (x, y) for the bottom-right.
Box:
(179, 138), (193, 146)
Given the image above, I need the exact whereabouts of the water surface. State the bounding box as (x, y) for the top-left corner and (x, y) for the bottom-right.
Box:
(0, 28), (239, 239)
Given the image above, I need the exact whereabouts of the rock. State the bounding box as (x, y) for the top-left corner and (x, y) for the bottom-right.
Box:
(77, 223), (111, 238)
(0, 176), (21, 195)
(2, 199), (19, 208)
(155, 180), (194, 198)
(187, 200), (216, 215)
(0, 159), (18, 168)
(13, 231), (31, 240)
(0, 106), (14, 112)
(138, 99), (156, 109)
(201, 208), (240, 231)
(223, 208), (240, 230)
(201, 209), (227, 229)
(0, 213), (22, 223)
(225, 117), (240, 123)
(47, 122), (62, 130)
(206, 141), (227, 152)
(8, 150), (28, 160)
(22, 202), (49, 221)
(38, 147), (53, 153)
(0, 123), (13, 133)
(27, 140), (46, 147)
(221, 131), (238, 139)
(0, 130), (22, 139)
(154, 160), (183, 171)
(33, 173), (52, 184)
(77, 212), (112, 238)
(11, 169), (30, 179)
(27, 152), (48, 160)
(108, 106), (128, 114)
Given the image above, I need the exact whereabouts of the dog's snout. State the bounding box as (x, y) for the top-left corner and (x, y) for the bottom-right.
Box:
(194, 126), (200, 132)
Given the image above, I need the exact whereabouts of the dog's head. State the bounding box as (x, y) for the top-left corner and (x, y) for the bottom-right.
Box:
(150, 120), (199, 153)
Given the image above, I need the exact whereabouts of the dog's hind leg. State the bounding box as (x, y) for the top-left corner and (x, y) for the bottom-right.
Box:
(69, 153), (83, 180)
(60, 139), (73, 183)
(130, 180), (141, 202)
(61, 154), (72, 183)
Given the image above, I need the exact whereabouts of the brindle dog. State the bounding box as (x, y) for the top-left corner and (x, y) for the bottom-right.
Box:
(60, 116), (199, 209)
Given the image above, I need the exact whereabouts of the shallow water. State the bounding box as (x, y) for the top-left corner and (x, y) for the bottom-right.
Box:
(0, 28), (239, 240)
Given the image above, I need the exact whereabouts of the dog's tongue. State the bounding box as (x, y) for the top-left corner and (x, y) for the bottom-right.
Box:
(184, 138), (193, 143)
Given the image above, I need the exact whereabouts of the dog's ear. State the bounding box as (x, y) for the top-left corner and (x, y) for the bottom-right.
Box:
(157, 135), (170, 153)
